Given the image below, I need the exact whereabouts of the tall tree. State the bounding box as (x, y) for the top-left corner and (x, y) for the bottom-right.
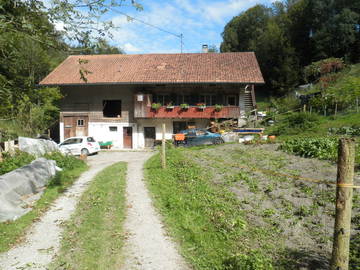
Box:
(220, 0), (360, 95)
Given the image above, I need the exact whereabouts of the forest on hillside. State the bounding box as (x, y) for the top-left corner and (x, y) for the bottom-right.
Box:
(221, 0), (360, 95)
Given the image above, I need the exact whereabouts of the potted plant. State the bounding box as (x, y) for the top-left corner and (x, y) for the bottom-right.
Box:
(151, 103), (162, 111)
(214, 104), (223, 112)
(180, 103), (189, 110)
(166, 102), (174, 110)
(196, 103), (206, 110)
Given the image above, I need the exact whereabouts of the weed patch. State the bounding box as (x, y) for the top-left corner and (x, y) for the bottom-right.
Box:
(0, 150), (35, 175)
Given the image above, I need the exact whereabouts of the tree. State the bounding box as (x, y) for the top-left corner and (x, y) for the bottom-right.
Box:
(0, 0), (141, 50)
(220, 0), (360, 95)
(220, 4), (299, 94)
(72, 38), (124, 55)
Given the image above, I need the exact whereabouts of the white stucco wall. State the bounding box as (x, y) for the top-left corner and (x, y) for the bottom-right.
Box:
(59, 122), (138, 149)
(60, 118), (210, 149)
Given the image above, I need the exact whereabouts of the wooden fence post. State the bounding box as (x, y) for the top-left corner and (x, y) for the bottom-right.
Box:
(330, 138), (355, 270)
(161, 123), (166, 169)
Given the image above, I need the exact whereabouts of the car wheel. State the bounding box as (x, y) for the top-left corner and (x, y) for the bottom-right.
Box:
(81, 148), (90, 156)
(213, 138), (222, 145)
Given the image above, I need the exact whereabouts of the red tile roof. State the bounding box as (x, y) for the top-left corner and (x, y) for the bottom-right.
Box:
(39, 52), (264, 85)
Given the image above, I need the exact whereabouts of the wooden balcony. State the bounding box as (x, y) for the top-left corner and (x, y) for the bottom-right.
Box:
(134, 106), (241, 119)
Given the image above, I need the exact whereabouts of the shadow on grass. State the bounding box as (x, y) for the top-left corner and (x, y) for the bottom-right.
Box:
(277, 249), (330, 270)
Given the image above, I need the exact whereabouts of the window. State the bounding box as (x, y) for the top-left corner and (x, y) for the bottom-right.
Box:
(199, 94), (215, 105)
(103, 100), (121, 117)
(87, 137), (95, 142)
(109, 126), (118, 132)
(153, 94), (170, 105)
(176, 95), (191, 105)
(226, 95), (237, 106)
(196, 129), (207, 136)
(61, 138), (82, 145)
(173, 121), (187, 134)
(77, 119), (84, 126)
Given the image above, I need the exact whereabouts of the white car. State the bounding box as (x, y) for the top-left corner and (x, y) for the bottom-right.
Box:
(59, 136), (100, 156)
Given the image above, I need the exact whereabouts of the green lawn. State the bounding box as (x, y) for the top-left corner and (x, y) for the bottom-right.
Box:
(50, 162), (127, 270)
(0, 154), (87, 252)
(144, 149), (273, 270)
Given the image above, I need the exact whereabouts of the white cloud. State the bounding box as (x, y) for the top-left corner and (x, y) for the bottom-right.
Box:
(123, 43), (141, 52)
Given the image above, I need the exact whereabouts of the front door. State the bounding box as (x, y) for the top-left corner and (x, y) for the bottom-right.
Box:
(144, 127), (156, 148)
(123, 127), (133, 148)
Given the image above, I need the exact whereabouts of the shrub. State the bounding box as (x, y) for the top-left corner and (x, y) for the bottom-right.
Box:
(0, 150), (35, 175)
(271, 112), (321, 135)
(328, 126), (360, 136)
(269, 95), (301, 113)
(44, 151), (84, 170)
(280, 137), (338, 160)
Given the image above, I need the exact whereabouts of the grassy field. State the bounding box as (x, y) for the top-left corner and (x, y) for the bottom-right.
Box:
(50, 162), (127, 270)
(0, 153), (87, 252)
(145, 148), (274, 270)
(145, 144), (360, 269)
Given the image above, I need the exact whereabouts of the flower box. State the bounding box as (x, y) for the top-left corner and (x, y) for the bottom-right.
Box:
(151, 103), (162, 111)
(196, 103), (206, 110)
(180, 103), (189, 110)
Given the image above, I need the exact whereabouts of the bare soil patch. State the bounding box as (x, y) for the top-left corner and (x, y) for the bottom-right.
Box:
(192, 143), (360, 269)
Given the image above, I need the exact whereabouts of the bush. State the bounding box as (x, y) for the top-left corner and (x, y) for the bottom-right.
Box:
(271, 112), (321, 135)
(270, 96), (301, 113)
(44, 151), (84, 170)
(328, 126), (360, 136)
(281, 137), (360, 167)
(0, 150), (35, 175)
(280, 137), (338, 160)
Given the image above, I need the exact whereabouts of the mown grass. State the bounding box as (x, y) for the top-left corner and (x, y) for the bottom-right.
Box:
(50, 162), (127, 270)
(0, 153), (87, 252)
(145, 148), (274, 270)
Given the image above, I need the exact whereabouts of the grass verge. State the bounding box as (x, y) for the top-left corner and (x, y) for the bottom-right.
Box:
(0, 153), (87, 253)
(50, 162), (127, 270)
(144, 148), (273, 270)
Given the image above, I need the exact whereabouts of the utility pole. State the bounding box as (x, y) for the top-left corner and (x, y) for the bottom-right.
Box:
(161, 123), (166, 169)
(331, 138), (355, 270)
(180, 33), (183, 53)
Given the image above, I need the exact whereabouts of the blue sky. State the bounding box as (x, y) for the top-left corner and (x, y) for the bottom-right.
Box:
(105, 0), (275, 54)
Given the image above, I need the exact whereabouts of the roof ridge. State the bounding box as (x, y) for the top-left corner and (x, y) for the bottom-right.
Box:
(68, 51), (255, 57)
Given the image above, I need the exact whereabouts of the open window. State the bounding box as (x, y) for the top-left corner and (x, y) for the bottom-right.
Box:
(103, 100), (121, 118)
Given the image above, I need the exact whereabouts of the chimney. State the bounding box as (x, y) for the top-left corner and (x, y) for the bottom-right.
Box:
(202, 44), (208, 53)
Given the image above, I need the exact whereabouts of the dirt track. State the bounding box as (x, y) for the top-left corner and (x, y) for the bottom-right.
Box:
(0, 151), (188, 270)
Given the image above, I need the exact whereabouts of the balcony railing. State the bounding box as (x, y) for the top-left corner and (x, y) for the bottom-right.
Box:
(135, 106), (241, 118)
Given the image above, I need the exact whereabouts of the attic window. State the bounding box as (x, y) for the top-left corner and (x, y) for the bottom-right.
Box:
(103, 100), (121, 118)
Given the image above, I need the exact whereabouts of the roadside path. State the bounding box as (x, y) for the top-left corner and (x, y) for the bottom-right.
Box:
(120, 152), (189, 270)
(0, 151), (189, 270)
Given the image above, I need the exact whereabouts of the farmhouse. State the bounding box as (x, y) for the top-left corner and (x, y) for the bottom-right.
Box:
(39, 52), (264, 149)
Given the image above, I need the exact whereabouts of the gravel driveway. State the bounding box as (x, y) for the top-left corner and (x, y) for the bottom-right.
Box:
(0, 151), (188, 270)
